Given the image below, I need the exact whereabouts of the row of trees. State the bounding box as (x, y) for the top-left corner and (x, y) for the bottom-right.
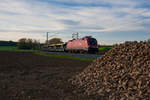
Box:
(18, 38), (63, 50)
(18, 38), (40, 50)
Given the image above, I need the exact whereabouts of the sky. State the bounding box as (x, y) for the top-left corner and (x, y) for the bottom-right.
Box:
(0, 0), (150, 45)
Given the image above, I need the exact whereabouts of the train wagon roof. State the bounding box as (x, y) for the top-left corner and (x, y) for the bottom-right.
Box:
(68, 36), (96, 42)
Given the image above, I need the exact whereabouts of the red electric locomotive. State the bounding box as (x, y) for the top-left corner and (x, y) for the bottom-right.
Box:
(66, 36), (98, 53)
(44, 36), (98, 53)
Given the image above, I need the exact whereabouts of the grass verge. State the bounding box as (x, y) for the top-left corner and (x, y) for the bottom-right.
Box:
(98, 46), (113, 51)
(0, 46), (17, 51)
(0, 46), (36, 52)
(34, 52), (94, 62)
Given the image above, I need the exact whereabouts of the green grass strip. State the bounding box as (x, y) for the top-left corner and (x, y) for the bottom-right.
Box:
(98, 46), (113, 51)
(15, 49), (35, 52)
(34, 52), (94, 62)
(0, 46), (17, 51)
(0, 46), (37, 52)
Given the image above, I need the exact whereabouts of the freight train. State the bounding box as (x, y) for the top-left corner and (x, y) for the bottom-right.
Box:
(43, 36), (98, 53)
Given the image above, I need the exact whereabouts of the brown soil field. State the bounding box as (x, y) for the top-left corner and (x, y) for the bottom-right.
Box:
(0, 51), (94, 100)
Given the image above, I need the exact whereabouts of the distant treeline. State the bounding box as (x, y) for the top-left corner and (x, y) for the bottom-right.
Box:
(0, 41), (17, 46)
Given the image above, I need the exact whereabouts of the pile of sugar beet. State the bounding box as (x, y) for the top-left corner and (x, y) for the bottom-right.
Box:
(70, 41), (150, 100)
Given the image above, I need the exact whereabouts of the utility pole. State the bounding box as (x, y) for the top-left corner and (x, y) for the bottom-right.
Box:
(46, 32), (49, 46)
(77, 32), (79, 39)
(72, 33), (75, 39)
(72, 32), (79, 39)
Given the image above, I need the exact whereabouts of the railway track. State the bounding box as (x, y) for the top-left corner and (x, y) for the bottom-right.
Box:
(41, 51), (102, 59)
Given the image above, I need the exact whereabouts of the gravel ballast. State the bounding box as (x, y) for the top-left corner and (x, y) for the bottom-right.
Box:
(70, 41), (150, 100)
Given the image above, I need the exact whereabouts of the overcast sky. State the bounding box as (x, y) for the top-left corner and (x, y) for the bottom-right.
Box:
(0, 0), (150, 45)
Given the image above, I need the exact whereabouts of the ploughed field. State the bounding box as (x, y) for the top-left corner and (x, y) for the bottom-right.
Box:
(0, 51), (93, 100)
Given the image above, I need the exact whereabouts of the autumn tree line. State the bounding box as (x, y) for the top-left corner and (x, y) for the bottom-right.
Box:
(18, 38), (63, 50)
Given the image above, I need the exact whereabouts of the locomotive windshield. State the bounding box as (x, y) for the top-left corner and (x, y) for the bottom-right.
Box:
(89, 39), (97, 45)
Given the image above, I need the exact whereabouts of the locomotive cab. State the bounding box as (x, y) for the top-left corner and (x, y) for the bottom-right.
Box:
(87, 38), (98, 53)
